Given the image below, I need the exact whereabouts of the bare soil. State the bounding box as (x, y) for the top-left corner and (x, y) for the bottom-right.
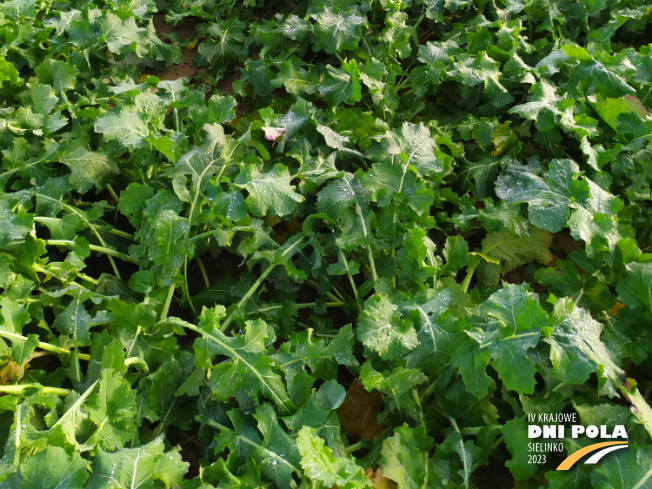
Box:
(143, 14), (208, 81)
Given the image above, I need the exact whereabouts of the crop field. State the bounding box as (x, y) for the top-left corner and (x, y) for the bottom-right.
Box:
(0, 0), (651, 487)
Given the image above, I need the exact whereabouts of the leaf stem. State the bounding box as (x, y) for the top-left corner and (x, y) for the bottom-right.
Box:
(0, 330), (90, 361)
(621, 381), (652, 438)
(345, 439), (366, 453)
(106, 228), (135, 241)
(354, 203), (378, 284)
(220, 235), (305, 332)
(325, 283), (347, 302)
(126, 326), (142, 357)
(160, 284), (176, 321)
(418, 378), (438, 405)
(339, 249), (361, 310)
(460, 425), (502, 436)
(252, 301), (345, 314)
(0, 384), (71, 396)
(33, 192), (123, 279)
(32, 217), (134, 241)
(54, 379), (100, 428)
(105, 183), (120, 203)
(183, 258), (197, 315)
(77, 272), (99, 285)
(162, 318), (294, 414)
(195, 255), (210, 288)
(448, 416), (470, 489)
(641, 86), (652, 105)
(413, 389), (429, 489)
(199, 416), (301, 471)
(43, 239), (139, 265)
(220, 265), (274, 332)
(461, 257), (480, 293)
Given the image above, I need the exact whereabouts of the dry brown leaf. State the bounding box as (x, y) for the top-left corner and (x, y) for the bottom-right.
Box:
(610, 302), (625, 316)
(365, 468), (397, 489)
(272, 217), (303, 244)
(0, 361), (25, 385)
(336, 378), (383, 440)
(0, 351), (46, 386)
(554, 232), (585, 258)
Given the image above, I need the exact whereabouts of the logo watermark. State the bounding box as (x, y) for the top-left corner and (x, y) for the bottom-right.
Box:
(526, 412), (628, 470)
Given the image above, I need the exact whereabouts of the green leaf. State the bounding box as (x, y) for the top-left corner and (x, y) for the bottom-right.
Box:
(311, 6), (367, 54)
(478, 200), (529, 237)
(235, 164), (304, 217)
(591, 444), (652, 489)
(51, 289), (93, 347)
(86, 369), (138, 450)
(436, 424), (481, 488)
(316, 125), (362, 156)
(382, 11), (414, 58)
(357, 294), (418, 359)
(144, 210), (190, 285)
(117, 182), (154, 227)
(198, 18), (248, 68)
(547, 297), (623, 396)
(467, 284), (553, 394)
(590, 96), (649, 131)
(477, 227), (554, 285)
(283, 395), (343, 451)
(244, 58), (274, 97)
(402, 287), (467, 373)
(293, 141), (341, 187)
(0, 56), (21, 85)
(0, 199), (32, 247)
(360, 363), (427, 421)
(449, 52), (514, 107)
(496, 159), (592, 233)
(271, 57), (317, 96)
(95, 109), (149, 148)
(297, 427), (371, 489)
(29, 84), (58, 115)
(18, 446), (89, 488)
(98, 12), (146, 56)
(371, 122), (451, 181)
(12, 333), (38, 366)
(35, 60), (77, 94)
(536, 260), (617, 313)
(0, 0), (36, 20)
(502, 417), (537, 480)
(193, 315), (295, 414)
(207, 93), (237, 124)
(360, 58), (392, 106)
(86, 436), (188, 489)
(252, 403), (302, 486)
(441, 236), (469, 275)
(451, 343), (492, 398)
(319, 61), (362, 107)
(212, 403), (302, 487)
(273, 325), (357, 405)
(59, 139), (117, 193)
(567, 57), (636, 99)
(380, 425), (434, 489)
(168, 123), (225, 189)
(363, 133), (437, 214)
(617, 262), (652, 314)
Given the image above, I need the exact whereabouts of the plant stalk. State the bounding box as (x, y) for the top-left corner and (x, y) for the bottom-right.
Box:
(0, 330), (90, 361)
(0, 384), (71, 396)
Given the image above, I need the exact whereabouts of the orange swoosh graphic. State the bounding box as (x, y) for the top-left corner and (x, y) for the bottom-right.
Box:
(557, 441), (628, 470)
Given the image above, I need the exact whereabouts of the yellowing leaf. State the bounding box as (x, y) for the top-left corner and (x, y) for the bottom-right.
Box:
(365, 468), (397, 489)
